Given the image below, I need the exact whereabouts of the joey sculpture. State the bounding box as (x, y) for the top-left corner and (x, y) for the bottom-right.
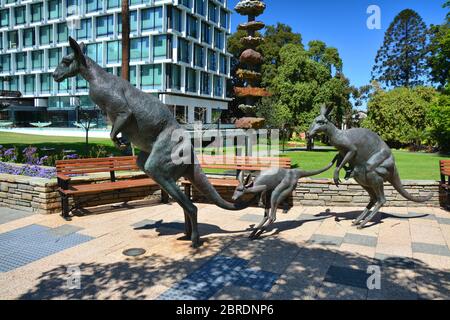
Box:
(53, 38), (257, 248)
(232, 156), (338, 239)
(308, 105), (432, 228)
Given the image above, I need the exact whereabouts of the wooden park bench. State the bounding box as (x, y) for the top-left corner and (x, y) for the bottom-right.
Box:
(181, 155), (292, 201)
(440, 160), (450, 210)
(56, 156), (168, 219)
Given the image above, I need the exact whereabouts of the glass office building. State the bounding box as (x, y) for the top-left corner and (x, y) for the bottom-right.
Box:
(0, 0), (232, 127)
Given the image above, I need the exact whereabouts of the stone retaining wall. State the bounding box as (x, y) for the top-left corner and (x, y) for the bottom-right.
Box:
(191, 177), (442, 208)
(0, 173), (161, 214)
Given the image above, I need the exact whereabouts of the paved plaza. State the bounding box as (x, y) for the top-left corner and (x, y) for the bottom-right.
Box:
(0, 202), (449, 300)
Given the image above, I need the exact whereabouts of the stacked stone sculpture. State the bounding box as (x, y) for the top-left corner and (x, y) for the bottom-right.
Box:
(234, 0), (270, 130)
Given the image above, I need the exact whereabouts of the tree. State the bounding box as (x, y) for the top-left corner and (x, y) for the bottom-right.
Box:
(362, 86), (436, 147)
(258, 23), (303, 87)
(427, 86), (450, 152)
(308, 40), (343, 75)
(427, 2), (450, 89)
(372, 9), (429, 88)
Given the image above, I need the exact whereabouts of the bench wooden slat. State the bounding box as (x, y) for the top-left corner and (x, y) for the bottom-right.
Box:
(61, 178), (158, 195)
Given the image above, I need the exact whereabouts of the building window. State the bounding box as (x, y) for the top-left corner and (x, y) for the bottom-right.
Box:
(214, 29), (224, 50)
(130, 0), (145, 5)
(31, 3), (43, 23)
(23, 28), (36, 48)
(186, 14), (198, 38)
(0, 33), (2, 51)
(208, 2), (218, 23)
(87, 43), (103, 64)
(141, 64), (162, 90)
(32, 50), (43, 70)
(200, 72), (210, 95)
(141, 7), (163, 32)
(181, 0), (192, 9)
(106, 40), (121, 64)
(77, 19), (92, 40)
(48, 0), (62, 20)
(214, 76), (223, 97)
(40, 73), (52, 93)
(96, 15), (114, 37)
(185, 68), (197, 93)
(86, 0), (103, 13)
(167, 64), (181, 90)
(58, 78), (70, 93)
(175, 105), (187, 124)
(24, 75), (35, 94)
(118, 11), (137, 34)
(16, 52), (27, 71)
(0, 9), (9, 28)
(208, 49), (217, 71)
(195, 0), (205, 16)
(153, 35), (167, 59)
(0, 54), (11, 72)
(14, 6), (26, 25)
(194, 44), (204, 68)
(220, 9), (228, 29)
(194, 107), (207, 123)
(48, 48), (62, 68)
(7, 31), (18, 49)
(168, 6), (182, 32)
(76, 75), (88, 90)
(130, 37), (149, 61)
(57, 23), (68, 42)
(219, 54), (227, 74)
(39, 25), (53, 45)
(67, 0), (80, 16)
(178, 38), (190, 63)
(107, 0), (120, 9)
(201, 22), (211, 45)
(8, 76), (19, 91)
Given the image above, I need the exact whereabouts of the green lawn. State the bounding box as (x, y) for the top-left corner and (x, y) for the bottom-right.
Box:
(285, 149), (449, 181)
(1, 132), (448, 180)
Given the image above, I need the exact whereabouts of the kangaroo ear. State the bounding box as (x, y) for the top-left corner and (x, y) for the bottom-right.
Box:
(69, 37), (87, 68)
(320, 104), (327, 116)
(238, 171), (244, 185)
(325, 105), (333, 117)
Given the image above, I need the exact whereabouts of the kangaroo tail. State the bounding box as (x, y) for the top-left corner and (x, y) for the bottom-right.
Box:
(389, 166), (432, 203)
(295, 157), (337, 178)
(188, 164), (258, 210)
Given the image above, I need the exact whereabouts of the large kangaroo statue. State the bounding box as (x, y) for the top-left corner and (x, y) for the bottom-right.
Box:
(53, 38), (257, 247)
(308, 105), (432, 229)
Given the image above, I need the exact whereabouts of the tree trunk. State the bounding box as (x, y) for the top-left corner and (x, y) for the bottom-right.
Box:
(121, 0), (130, 81)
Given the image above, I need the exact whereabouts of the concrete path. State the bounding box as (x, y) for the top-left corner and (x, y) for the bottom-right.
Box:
(0, 203), (448, 300)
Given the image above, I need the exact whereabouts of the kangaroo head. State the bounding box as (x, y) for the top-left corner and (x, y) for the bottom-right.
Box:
(308, 104), (333, 138)
(232, 171), (253, 201)
(53, 37), (87, 83)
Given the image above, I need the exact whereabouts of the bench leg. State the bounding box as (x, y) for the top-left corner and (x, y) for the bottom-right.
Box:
(60, 194), (70, 220)
(184, 184), (192, 201)
(184, 210), (192, 238)
(161, 190), (169, 204)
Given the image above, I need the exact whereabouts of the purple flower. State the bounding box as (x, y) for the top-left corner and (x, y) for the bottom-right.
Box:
(66, 154), (79, 160)
(4, 148), (15, 156)
(0, 162), (56, 179)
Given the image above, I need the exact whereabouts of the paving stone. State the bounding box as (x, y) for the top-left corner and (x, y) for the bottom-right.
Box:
(307, 234), (343, 247)
(436, 217), (450, 226)
(344, 233), (378, 248)
(323, 265), (369, 289)
(316, 282), (368, 300)
(412, 243), (450, 257)
(239, 214), (264, 223)
(0, 208), (35, 225)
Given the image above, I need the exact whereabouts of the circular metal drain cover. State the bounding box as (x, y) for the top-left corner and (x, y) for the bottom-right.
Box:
(123, 248), (146, 257)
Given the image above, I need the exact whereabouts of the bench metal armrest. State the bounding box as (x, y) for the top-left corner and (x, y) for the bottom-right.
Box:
(57, 174), (71, 190)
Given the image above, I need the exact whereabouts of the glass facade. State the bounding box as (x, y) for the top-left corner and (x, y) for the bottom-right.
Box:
(0, 0), (232, 126)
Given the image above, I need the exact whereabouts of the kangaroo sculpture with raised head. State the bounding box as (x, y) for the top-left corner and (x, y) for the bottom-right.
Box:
(53, 37), (258, 247)
(308, 105), (432, 228)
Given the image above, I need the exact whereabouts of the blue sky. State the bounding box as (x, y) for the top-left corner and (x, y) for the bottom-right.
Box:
(228, 0), (447, 90)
